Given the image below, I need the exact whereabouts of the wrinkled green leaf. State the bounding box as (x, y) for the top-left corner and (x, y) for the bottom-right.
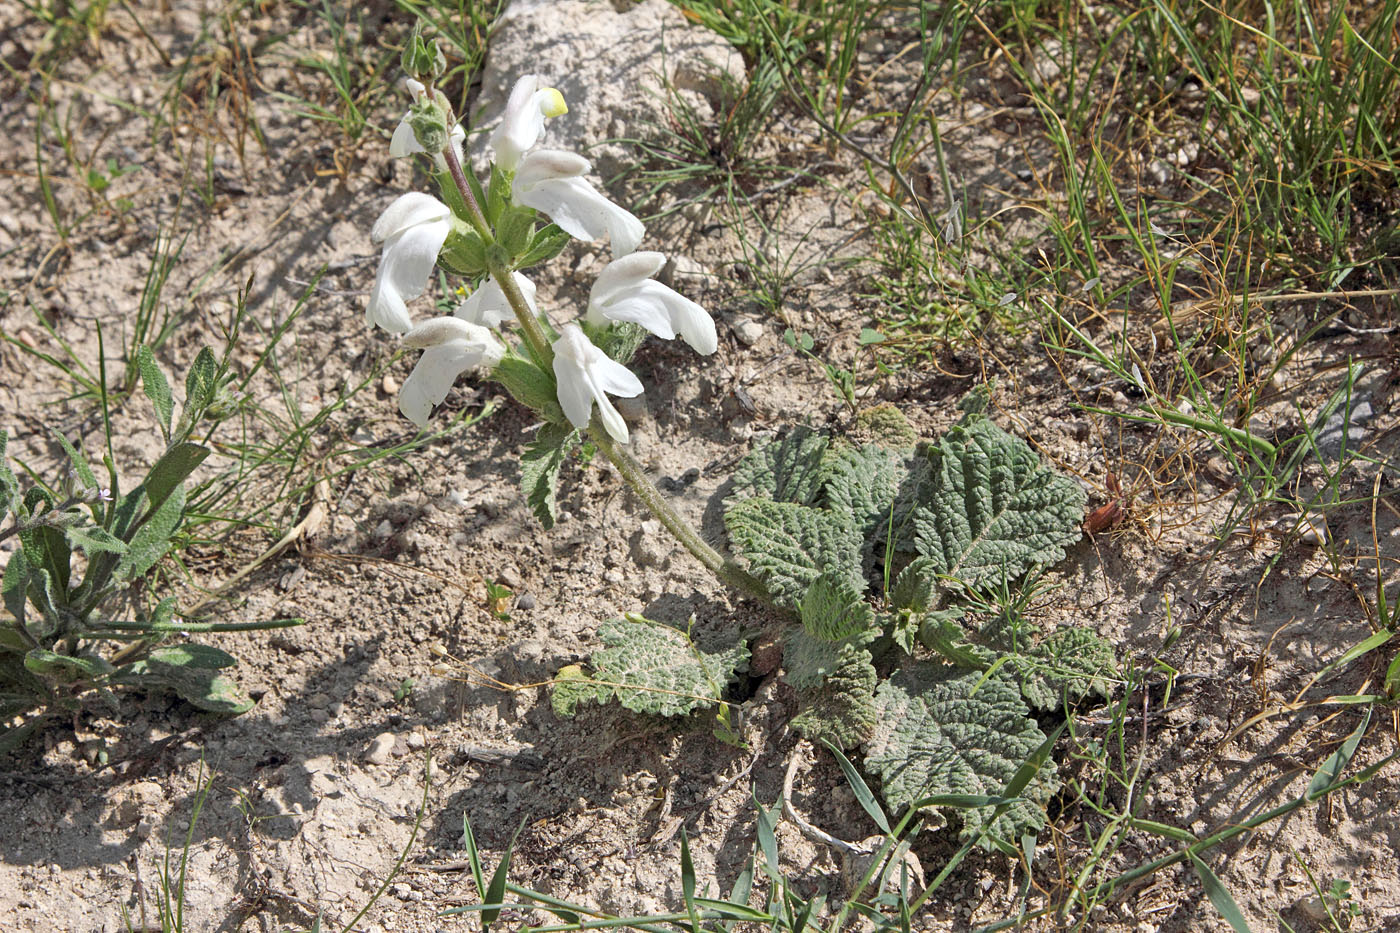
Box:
(517, 223), (572, 269)
(183, 347), (219, 419)
(0, 430), (18, 515)
(854, 405), (918, 449)
(440, 231), (488, 276)
(912, 417), (1085, 587)
(520, 423), (577, 530)
(1017, 627), (1117, 711)
(882, 609), (922, 655)
(551, 615), (748, 718)
(822, 442), (904, 565)
(129, 656), (254, 713)
(791, 643), (877, 750)
(2, 547), (31, 628)
(19, 488), (70, 594)
(783, 625), (871, 690)
(589, 320), (648, 367)
(800, 572), (872, 641)
(725, 499), (862, 609)
(866, 662), (1057, 846)
(53, 433), (97, 492)
(891, 555), (939, 612)
(495, 206), (536, 260)
(486, 162), (510, 226)
(550, 663), (611, 717)
(726, 427), (830, 508)
(918, 611), (991, 669)
(492, 356), (565, 423)
(63, 523), (127, 556)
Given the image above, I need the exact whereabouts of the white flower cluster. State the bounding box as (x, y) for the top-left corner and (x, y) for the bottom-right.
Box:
(364, 75), (717, 441)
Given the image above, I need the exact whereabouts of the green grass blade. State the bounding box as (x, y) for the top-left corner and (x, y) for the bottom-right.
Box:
(1187, 851), (1253, 932)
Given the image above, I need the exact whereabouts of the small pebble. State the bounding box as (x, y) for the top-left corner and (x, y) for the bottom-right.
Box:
(382, 373), (400, 395)
(732, 318), (764, 347)
(365, 732), (396, 765)
(515, 593), (537, 611)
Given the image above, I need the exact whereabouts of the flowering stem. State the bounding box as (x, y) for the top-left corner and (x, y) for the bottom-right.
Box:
(441, 145), (491, 240)
(487, 257), (554, 368)
(587, 423), (769, 601)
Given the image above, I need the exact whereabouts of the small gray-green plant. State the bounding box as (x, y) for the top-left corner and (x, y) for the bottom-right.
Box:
(0, 344), (298, 754)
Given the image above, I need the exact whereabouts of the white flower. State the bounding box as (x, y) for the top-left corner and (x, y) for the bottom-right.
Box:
(586, 252), (717, 355)
(454, 272), (538, 329)
(488, 74), (568, 172)
(398, 317), (505, 427)
(552, 322), (644, 443)
(389, 79), (465, 171)
(367, 193), (453, 334)
(514, 150), (644, 256)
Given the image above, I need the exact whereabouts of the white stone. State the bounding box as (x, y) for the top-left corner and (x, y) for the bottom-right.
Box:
(475, 0), (744, 183)
(732, 317), (764, 347)
(365, 732), (396, 765)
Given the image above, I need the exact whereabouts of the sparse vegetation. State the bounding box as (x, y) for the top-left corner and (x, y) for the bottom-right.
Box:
(0, 0), (1396, 928)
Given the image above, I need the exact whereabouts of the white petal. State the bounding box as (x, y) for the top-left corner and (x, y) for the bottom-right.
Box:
(404, 78), (426, 101)
(371, 193), (450, 244)
(514, 149), (590, 188)
(635, 280), (717, 355)
(551, 323), (642, 442)
(515, 177), (644, 256)
(390, 116), (419, 157)
(592, 392), (630, 443)
(398, 345), (465, 427)
(379, 217), (451, 305)
(403, 316), (498, 352)
(553, 356), (596, 430)
(398, 321), (504, 427)
(590, 354), (644, 399)
(590, 251), (666, 303)
(366, 267), (413, 333)
(489, 74), (547, 171)
(454, 273), (537, 328)
(592, 292), (676, 340)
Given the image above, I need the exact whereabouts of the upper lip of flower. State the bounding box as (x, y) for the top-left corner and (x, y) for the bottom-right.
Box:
(552, 322), (644, 442)
(366, 193), (453, 334)
(586, 251), (717, 355)
(513, 150), (644, 257)
(489, 74), (568, 172)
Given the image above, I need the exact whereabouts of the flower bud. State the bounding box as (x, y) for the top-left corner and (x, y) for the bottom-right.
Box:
(408, 105), (451, 158)
(400, 25), (447, 83)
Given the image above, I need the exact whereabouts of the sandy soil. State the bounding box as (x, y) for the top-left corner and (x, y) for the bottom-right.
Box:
(2, 2), (1398, 932)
